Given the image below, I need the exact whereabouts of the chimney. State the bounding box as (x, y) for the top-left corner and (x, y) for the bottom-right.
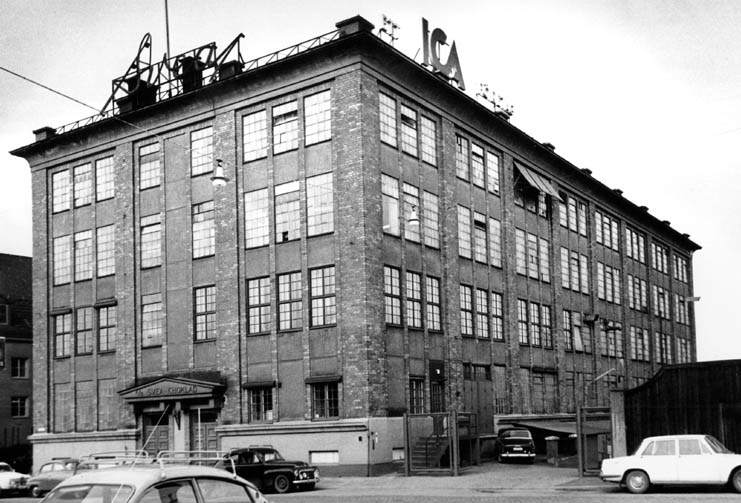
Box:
(542, 142), (556, 151)
(33, 127), (57, 142)
(336, 16), (375, 36)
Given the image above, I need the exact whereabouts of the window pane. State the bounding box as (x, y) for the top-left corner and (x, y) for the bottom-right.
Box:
(273, 101), (298, 154)
(191, 126), (213, 175)
(243, 111), (268, 161)
(305, 90), (331, 145)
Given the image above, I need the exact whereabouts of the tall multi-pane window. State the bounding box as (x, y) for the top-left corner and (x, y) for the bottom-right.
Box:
(410, 378), (425, 414)
(406, 271), (422, 329)
(473, 213), (487, 263)
(273, 101), (298, 154)
(651, 242), (669, 274)
(403, 183), (420, 242)
(563, 310), (590, 352)
(248, 387), (273, 422)
(517, 300), (529, 344)
(558, 195), (588, 236)
(304, 90), (331, 145)
(76, 307), (93, 355)
(626, 227), (646, 263)
(140, 214), (161, 268)
(518, 230), (549, 281)
(630, 326), (649, 361)
(74, 230), (93, 281)
(491, 292), (504, 341)
(278, 272), (302, 330)
(595, 210), (620, 251)
(597, 262), (621, 304)
(487, 218), (502, 267)
(54, 313), (71, 357)
(381, 175), (400, 236)
(426, 276), (441, 331)
(400, 104), (418, 156)
(458, 205), (472, 259)
(194, 286), (216, 341)
(455, 135), (469, 180)
(53, 235), (71, 285)
(459, 285), (473, 337)
(384, 266), (401, 325)
(96, 225), (115, 277)
(243, 110), (268, 161)
(652, 285), (670, 319)
(73, 163), (92, 207)
(675, 294), (689, 324)
(192, 201), (215, 258)
(142, 294), (163, 347)
(76, 381), (94, 432)
(52, 170), (71, 213)
(673, 255), (689, 282)
(98, 305), (116, 352)
(312, 382), (339, 419)
(98, 379), (117, 430)
(560, 248), (589, 294)
(471, 143), (485, 188)
(539, 237), (551, 282)
(307, 173), (334, 236)
(379, 92), (397, 146)
(310, 266), (336, 327)
(486, 151), (500, 194)
(420, 116), (437, 165)
(191, 126), (213, 175)
(139, 143), (161, 189)
(275, 181), (300, 243)
(475, 289), (489, 338)
(244, 188), (269, 248)
(600, 321), (624, 358)
(247, 277), (271, 334)
(422, 191), (439, 248)
(515, 229), (527, 276)
(627, 275), (648, 311)
(95, 156), (114, 201)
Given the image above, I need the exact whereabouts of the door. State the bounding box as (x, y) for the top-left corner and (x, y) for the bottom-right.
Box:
(676, 437), (725, 484)
(190, 410), (218, 451)
(638, 438), (678, 483)
(143, 414), (170, 455)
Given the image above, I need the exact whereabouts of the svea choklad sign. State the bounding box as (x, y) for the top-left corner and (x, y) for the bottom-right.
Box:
(422, 18), (465, 90)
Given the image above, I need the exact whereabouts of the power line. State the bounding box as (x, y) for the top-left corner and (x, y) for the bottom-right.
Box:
(0, 64), (191, 152)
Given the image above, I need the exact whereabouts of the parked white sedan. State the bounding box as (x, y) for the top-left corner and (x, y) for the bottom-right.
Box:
(601, 434), (741, 494)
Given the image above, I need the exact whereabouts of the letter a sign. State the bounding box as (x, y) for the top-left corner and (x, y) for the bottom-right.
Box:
(422, 18), (465, 90)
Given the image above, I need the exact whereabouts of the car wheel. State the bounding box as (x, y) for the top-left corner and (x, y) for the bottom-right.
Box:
(272, 474), (291, 494)
(730, 468), (741, 493)
(30, 486), (44, 498)
(625, 470), (650, 494)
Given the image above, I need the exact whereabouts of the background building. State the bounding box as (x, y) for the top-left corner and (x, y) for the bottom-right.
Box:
(0, 253), (33, 472)
(12, 16), (699, 474)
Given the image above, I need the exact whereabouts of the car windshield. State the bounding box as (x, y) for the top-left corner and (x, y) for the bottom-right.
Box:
(705, 435), (733, 454)
(0, 464), (11, 472)
(261, 451), (284, 462)
(501, 430), (530, 438)
(45, 485), (133, 503)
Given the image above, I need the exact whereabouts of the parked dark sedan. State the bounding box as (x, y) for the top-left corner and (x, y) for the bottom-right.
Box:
(494, 428), (536, 463)
(217, 446), (319, 493)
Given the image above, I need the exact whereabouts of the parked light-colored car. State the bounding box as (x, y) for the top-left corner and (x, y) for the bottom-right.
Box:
(600, 434), (741, 494)
(27, 459), (80, 497)
(0, 461), (29, 496)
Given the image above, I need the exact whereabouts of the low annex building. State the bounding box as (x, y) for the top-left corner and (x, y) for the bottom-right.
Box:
(12, 15), (700, 475)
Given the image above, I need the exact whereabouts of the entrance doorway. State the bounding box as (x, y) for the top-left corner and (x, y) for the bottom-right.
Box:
(143, 414), (170, 455)
(190, 410), (218, 451)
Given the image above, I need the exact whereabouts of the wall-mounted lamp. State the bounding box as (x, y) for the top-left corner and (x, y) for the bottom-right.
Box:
(211, 158), (229, 188)
(408, 205), (420, 227)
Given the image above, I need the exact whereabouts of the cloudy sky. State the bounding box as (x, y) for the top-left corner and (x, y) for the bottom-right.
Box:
(1, 0), (738, 361)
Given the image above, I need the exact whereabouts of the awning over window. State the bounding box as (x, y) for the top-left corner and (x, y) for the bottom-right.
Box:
(515, 162), (561, 200)
(510, 419), (611, 436)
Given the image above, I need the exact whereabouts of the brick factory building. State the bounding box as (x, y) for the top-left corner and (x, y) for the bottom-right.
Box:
(12, 15), (699, 474)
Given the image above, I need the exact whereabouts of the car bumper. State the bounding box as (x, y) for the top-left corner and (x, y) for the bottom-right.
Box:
(293, 477), (319, 486)
(599, 471), (622, 483)
(500, 452), (535, 459)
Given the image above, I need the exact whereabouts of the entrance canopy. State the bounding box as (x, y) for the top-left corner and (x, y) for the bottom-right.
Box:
(119, 376), (225, 403)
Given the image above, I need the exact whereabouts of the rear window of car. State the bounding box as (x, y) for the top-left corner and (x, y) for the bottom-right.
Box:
(642, 439), (676, 456)
(678, 439), (702, 455)
(500, 430), (530, 438)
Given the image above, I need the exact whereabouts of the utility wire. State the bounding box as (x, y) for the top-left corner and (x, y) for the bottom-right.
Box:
(0, 64), (192, 152)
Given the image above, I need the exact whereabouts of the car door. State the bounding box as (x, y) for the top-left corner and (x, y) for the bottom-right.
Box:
(676, 438), (725, 483)
(39, 462), (65, 491)
(234, 452), (262, 487)
(638, 438), (679, 483)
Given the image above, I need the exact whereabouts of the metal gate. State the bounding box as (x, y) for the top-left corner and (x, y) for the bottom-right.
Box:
(403, 411), (479, 476)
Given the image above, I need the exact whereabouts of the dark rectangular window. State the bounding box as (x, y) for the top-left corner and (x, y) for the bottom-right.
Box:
(194, 286), (216, 340)
(11, 397), (28, 417)
(384, 266), (401, 325)
(406, 271), (422, 329)
(460, 285), (473, 337)
(247, 277), (271, 334)
(312, 382), (339, 419)
(248, 387), (274, 422)
(54, 313), (71, 357)
(310, 266), (336, 327)
(278, 272), (302, 330)
(98, 305), (116, 352)
(10, 358), (28, 378)
(425, 276), (441, 331)
(410, 379), (425, 414)
(273, 101), (298, 154)
(76, 307), (93, 355)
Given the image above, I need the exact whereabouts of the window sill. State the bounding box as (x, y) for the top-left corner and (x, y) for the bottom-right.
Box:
(194, 338), (216, 344)
(98, 350), (116, 355)
(193, 254), (216, 260)
(310, 324), (337, 330)
(278, 328), (303, 334)
(247, 331), (271, 337)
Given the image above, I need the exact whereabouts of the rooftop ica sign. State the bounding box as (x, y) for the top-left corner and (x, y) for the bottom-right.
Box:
(422, 18), (465, 90)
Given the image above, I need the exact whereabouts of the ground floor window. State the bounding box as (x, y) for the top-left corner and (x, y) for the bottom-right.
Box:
(430, 381), (445, 413)
(409, 378), (425, 414)
(311, 382), (339, 419)
(248, 387), (274, 422)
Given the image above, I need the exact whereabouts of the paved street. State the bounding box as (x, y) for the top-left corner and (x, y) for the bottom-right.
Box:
(3, 460), (741, 503)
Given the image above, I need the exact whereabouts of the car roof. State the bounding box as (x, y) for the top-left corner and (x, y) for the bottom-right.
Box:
(55, 464), (245, 489)
(642, 434), (709, 442)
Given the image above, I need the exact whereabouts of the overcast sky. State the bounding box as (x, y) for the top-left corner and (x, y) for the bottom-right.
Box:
(1, 0), (739, 361)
